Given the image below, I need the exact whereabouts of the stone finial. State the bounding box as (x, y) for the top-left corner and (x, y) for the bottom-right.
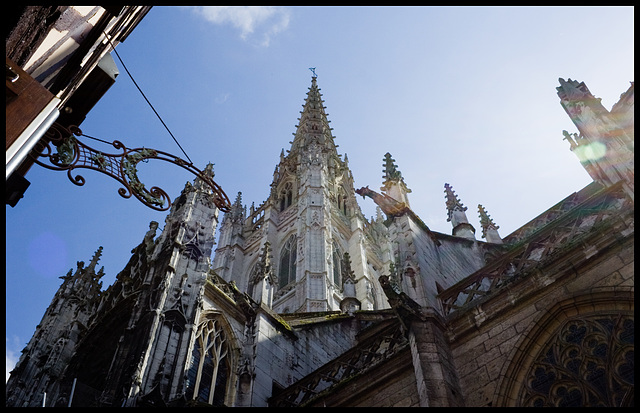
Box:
(203, 162), (215, 177)
(478, 204), (502, 244)
(193, 162), (215, 191)
(258, 241), (274, 281)
(379, 153), (411, 207)
(230, 192), (245, 223)
(341, 252), (357, 286)
(233, 191), (243, 206)
(381, 153), (411, 192)
(248, 242), (275, 306)
(375, 206), (384, 222)
(382, 152), (402, 182)
(562, 130), (579, 149)
(87, 246), (103, 272)
(444, 183), (467, 222)
(340, 252), (361, 315)
(444, 183), (475, 240)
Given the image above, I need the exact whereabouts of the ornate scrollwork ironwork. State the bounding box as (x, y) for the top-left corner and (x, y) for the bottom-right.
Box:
(29, 123), (231, 212)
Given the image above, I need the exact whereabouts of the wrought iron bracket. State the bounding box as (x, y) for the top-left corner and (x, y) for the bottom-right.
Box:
(29, 123), (231, 212)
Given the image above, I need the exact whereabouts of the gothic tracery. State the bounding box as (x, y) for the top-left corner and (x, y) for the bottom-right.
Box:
(519, 314), (634, 407)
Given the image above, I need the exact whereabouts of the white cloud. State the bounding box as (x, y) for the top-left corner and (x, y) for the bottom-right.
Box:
(191, 6), (290, 46)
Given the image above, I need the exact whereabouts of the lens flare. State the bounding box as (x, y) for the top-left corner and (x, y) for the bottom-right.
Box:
(574, 141), (607, 162)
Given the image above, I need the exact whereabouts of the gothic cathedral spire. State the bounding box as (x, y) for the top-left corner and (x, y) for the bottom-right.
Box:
(289, 75), (337, 157)
(213, 75), (386, 314)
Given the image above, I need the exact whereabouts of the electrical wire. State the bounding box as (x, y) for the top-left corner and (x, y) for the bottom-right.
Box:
(103, 32), (194, 164)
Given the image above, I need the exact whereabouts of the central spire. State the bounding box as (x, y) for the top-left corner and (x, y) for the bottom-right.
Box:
(289, 76), (337, 156)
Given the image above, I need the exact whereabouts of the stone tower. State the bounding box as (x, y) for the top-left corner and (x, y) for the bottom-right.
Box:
(557, 78), (634, 198)
(212, 76), (388, 313)
(115, 163), (221, 405)
(6, 164), (222, 407)
(5, 248), (106, 407)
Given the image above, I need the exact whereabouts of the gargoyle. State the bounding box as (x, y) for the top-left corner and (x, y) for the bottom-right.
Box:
(355, 186), (409, 217)
(356, 186), (441, 246)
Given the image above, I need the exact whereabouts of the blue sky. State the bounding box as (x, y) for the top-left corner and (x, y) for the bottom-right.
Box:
(6, 6), (634, 380)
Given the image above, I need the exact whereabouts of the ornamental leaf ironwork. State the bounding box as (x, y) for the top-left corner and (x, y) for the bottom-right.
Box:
(29, 123), (231, 212)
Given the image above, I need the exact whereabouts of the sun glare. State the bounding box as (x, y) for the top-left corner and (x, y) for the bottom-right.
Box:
(573, 141), (607, 162)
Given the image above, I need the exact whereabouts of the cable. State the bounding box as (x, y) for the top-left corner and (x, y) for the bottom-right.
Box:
(80, 133), (114, 146)
(103, 32), (194, 164)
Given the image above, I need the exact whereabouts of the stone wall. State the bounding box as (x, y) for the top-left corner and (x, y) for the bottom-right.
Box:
(310, 349), (419, 407)
(449, 234), (634, 407)
(251, 314), (374, 406)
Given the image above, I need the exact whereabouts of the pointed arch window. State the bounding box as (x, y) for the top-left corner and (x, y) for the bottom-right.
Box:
(185, 318), (230, 406)
(335, 188), (348, 216)
(279, 235), (297, 289)
(519, 314), (634, 407)
(279, 182), (294, 212)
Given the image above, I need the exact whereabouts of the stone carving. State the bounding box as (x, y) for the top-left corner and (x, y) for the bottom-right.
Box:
(519, 315), (634, 407)
(355, 186), (409, 217)
(444, 183), (466, 221)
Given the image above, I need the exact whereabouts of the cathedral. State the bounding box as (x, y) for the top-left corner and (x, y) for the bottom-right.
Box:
(6, 76), (634, 407)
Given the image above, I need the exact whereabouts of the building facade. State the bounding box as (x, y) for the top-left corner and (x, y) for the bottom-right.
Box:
(6, 76), (634, 407)
(6, 6), (152, 206)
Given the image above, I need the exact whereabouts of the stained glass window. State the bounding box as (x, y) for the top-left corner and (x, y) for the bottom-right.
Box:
(520, 315), (634, 407)
(278, 235), (297, 289)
